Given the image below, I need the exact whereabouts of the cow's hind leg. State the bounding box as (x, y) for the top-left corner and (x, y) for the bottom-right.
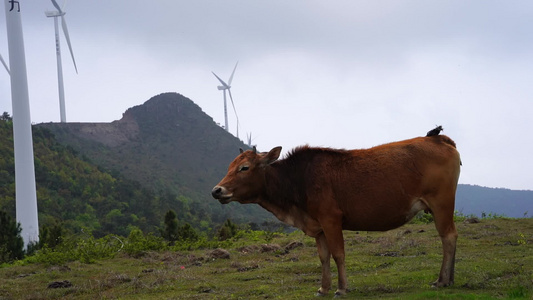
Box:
(315, 233), (332, 296)
(431, 197), (458, 287)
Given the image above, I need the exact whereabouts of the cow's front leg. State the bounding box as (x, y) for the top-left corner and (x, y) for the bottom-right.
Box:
(330, 237), (347, 296)
(321, 218), (347, 296)
(315, 232), (331, 296)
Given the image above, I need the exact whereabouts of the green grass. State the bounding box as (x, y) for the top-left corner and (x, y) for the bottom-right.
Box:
(1, 218), (532, 299)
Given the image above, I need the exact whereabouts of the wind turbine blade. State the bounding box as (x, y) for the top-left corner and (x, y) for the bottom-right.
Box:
(50, 0), (63, 13)
(212, 71), (229, 88)
(60, 16), (78, 74)
(0, 53), (10, 75)
(228, 61), (238, 86)
(61, 0), (69, 11)
(228, 89), (238, 120)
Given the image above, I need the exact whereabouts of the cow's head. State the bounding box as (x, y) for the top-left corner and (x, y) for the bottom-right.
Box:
(211, 146), (282, 204)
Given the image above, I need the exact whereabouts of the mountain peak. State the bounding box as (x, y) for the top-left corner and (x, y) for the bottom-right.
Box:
(120, 92), (224, 139)
(124, 92), (205, 121)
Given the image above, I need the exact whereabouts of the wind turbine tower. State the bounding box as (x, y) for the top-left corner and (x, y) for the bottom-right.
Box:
(45, 0), (78, 123)
(246, 132), (256, 148)
(4, 0), (40, 248)
(212, 62), (240, 138)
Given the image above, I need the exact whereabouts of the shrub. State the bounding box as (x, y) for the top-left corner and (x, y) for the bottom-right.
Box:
(0, 210), (24, 263)
(178, 223), (199, 242)
(124, 228), (166, 257)
(76, 234), (124, 263)
(410, 211), (434, 224)
(217, 219), (238, 241)
(25, 245), (73, 265)
(39, 222), (64, 249)
(25, 232), (124, 265)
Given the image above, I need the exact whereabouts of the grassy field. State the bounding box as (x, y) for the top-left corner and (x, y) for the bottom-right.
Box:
(1, 218), (532, 299)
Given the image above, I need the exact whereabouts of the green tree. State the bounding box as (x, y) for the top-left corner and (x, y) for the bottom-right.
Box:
(178, 223), (199, 242)
(160, 210), (178, 243)
(217, 219), (238, 241)
(39, 221), (63, 248)
(0, 210), (24, 263)
(0, 112), (11, 121)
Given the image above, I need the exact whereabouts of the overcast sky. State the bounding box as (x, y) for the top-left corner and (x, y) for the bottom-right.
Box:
(1, 1), (532, 191)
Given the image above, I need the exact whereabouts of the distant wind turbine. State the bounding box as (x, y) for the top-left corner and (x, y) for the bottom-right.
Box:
(45, 0), (78, 123)
(0, 53), (9, 74)
(212, 62), (240, 138)
(246, 132), (256, 148)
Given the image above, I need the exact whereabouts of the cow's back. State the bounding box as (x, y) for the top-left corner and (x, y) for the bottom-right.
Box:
(305, 135), (460, 231)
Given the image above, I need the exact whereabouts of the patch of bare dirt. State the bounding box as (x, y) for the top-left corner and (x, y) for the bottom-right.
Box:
(75, 111), (139, 147)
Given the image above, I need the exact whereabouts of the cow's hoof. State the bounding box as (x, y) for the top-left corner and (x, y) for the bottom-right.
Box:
(334, 290), (347, 297)
(316, 287), (329, 297)
(431, 280), (453, 288)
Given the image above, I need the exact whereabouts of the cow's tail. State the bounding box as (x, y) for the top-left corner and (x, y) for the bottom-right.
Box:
(426, 127), (461, 165)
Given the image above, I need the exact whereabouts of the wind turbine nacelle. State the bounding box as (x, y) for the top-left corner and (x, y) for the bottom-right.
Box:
(45, 11), (65, 17)
(217, 85), (228, 90)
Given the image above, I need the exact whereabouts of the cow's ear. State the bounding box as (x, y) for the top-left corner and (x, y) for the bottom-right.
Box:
(263, 146), (282, 165)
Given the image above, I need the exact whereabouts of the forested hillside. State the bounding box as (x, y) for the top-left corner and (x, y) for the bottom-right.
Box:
(0, 113), (270, 238)
(1, 116), (152, 236)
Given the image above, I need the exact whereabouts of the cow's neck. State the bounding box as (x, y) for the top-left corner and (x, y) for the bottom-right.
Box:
(257, 199), (295, 226)
(256, 164), (322, 237)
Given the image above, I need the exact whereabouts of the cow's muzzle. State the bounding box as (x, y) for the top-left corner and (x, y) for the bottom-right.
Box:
(211, 186), (232, 204)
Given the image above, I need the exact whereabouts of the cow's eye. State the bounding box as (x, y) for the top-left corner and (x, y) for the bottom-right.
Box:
(239, 165), (250, 172)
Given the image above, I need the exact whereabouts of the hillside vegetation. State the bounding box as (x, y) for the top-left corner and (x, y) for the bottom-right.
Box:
(0, 115), (258, 238)
(0, 218), (531, 299)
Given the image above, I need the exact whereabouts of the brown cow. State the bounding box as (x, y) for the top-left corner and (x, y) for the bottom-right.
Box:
(211, 131), (461, 296)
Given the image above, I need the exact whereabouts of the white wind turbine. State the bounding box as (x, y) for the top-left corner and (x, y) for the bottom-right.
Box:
(212, 62), (240, 138)
(4, 0), (40, 249)
(45, 0), (78, 123)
